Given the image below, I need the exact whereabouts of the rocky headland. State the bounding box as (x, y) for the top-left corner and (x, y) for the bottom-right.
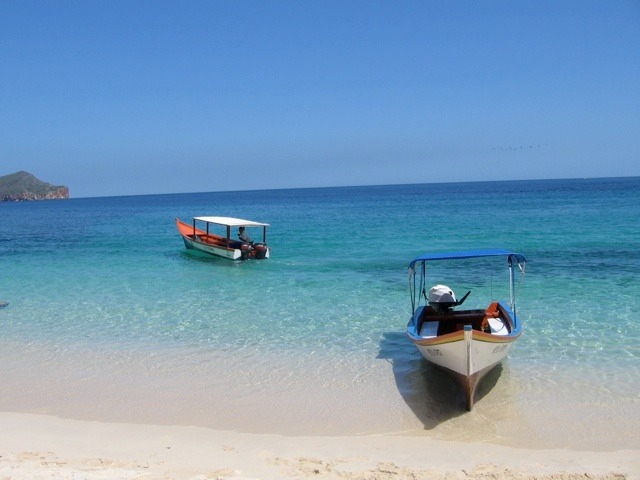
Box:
(0, 171), (69, 201)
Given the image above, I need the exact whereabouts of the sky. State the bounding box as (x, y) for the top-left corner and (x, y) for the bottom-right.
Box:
(1, 0), (639, 198)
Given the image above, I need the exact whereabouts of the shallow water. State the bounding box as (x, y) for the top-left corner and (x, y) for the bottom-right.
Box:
(1, 178), (639, 450)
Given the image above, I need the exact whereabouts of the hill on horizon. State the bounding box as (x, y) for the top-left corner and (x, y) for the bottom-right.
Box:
(0, 171), (69, 201)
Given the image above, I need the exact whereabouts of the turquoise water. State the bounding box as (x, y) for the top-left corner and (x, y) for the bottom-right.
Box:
(1, 177), (639, 449)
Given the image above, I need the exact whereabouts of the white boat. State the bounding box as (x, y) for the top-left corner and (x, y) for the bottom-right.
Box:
(406, 249), (526, 410)
(176, 216), (270, 261)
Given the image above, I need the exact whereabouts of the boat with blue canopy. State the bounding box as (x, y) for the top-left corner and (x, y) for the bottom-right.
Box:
(406, 248), (526, 410)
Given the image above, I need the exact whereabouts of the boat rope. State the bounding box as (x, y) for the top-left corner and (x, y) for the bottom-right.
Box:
(514, 263), (526, 300)
(408, 267), (415, 311)
(420, 262), (427, 304)
(408, 263), (428, 313)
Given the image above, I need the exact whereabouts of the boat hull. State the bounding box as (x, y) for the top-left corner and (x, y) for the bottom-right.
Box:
(407, 303), (520, 410)
(181, 234), (243, 260)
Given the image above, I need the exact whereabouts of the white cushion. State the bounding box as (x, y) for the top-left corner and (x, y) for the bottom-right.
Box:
(420, 321), (439, 338)
(488, 317), (509, 335)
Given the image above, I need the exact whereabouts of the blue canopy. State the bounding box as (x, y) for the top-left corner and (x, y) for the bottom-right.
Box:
(409, 249), (526, 268)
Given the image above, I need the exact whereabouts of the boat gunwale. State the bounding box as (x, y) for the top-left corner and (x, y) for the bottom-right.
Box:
(408, 327), (521, 346)
(408, 304), (521, 345)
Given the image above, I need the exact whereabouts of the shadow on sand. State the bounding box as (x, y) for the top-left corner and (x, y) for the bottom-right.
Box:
(377, 331), (502, 428)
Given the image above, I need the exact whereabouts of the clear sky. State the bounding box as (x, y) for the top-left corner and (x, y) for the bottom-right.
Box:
(1, 1), (639, 197)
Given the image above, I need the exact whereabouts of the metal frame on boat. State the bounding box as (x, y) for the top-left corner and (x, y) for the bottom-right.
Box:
(176, 216), (270, 261)
(406, 249), (526, 410)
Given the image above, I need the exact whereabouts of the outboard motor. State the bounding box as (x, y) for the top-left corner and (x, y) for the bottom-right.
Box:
(428, 284), (471, 313)
(240, 243), (253, 260)
(253, 243), (268, 260)
(428, 285), (457, 313)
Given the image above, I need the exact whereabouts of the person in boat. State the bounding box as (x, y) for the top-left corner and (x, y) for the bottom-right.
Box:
(238, 226), (254, 245)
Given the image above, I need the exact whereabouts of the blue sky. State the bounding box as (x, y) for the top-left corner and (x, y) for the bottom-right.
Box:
(2, 1), (639, 197)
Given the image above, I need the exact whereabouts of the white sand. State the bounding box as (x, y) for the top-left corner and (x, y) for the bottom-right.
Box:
(1, 412), (637, 480)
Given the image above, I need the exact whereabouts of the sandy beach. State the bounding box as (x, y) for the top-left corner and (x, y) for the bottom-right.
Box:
(1, 412), (637, 480)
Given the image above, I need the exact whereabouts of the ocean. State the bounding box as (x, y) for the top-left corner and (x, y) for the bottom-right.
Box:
(1, 177), (638, 450)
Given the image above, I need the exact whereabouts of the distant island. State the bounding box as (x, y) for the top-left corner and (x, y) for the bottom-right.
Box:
(0, 171), (69, 201)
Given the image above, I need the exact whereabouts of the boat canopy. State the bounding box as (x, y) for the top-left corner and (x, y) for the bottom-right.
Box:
(193, 216), (270, 227)
(409, 249), (526, 268)
(408, 248), (526, 314)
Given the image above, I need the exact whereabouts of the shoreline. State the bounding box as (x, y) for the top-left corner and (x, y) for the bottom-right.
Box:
(1, 412), (637, 480)
(2, 339), (639, 452)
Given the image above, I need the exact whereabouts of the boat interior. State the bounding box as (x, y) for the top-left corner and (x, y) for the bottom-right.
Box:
(195, 233), (241, 250)
(418, 302), (510, 337)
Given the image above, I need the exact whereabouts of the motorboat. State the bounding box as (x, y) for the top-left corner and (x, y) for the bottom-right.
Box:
(176, 216), (270, 261)
(406, 249), (526, 410)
